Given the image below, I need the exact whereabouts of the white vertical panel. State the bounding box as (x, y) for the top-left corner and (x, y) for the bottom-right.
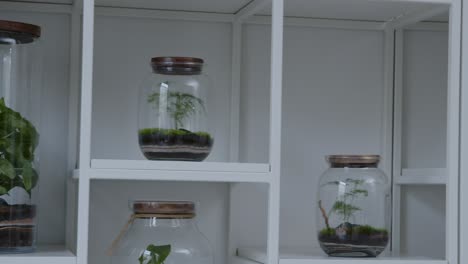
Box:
(77, 0), (95, 264)
(66, 0), (82, 251)
(392, 29), (403, 254)
(445, 1), (461, 263)
(229, 22), (242, 162)
(459, 0), (468, 262)
(267, 0), (283, 262)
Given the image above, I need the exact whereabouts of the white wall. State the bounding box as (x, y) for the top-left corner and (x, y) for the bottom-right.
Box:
(399, 29), (448, 258)
(0, 11), (71, 245)
(402, 29), (448, 169)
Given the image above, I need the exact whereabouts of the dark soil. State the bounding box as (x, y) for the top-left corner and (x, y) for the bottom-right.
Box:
(0, 204), (36, 249)
(0, 204), (36, 221)
(318, 222), (389, 257)
(139, 130), (213, 161)
(0, 226), (34, 248)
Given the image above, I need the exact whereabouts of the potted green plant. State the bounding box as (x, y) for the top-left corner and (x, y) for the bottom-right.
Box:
(138, 91), (213, 161)
(0, 98), (39, 250)
(318, 178), (389, 257)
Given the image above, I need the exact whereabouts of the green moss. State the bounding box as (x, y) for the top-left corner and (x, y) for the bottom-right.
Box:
(139, 128), (212, 139)
(320, 225), (388, 238)
(352, 225), (388, 236)
(195, 131), (211, 138)
(319, 228), (335, 236)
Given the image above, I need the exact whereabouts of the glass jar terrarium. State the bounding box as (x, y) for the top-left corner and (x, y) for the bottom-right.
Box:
(138, 57), (213, 161)
(0, 20), (41, 253)
(317, 155), (390, 257)
(109, 201), (213, 264)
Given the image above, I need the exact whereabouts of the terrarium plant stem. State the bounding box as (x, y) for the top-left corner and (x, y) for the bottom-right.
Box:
(318, 200), (330, 229)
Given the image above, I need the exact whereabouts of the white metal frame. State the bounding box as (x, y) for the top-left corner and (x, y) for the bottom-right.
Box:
(0, 0), (462, 263)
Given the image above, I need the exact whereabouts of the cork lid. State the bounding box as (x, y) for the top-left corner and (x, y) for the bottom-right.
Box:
(327, 155), (380, 168)
(132, 200), (195, 218)
(151, 57), (204, 75)
(0, 20), (41, 44)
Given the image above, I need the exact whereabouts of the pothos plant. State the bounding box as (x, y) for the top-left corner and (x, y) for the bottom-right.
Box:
(319, 178), (368, 229)
(138, 244), (171, 264)
(0, 98), (39, 198)
(147, 83), (206, 130)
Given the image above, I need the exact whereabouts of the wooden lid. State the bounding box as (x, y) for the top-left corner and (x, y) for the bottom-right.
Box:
(151, 57), (204, 75)
(327, 155), (380, 168)
(132, 201), (195, 217)
(0, 20), (41, 44)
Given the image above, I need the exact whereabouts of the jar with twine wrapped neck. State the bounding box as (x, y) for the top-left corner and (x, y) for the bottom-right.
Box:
(109, 201), (213, 264)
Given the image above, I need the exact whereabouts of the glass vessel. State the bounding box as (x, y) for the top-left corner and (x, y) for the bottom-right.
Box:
(317, 155), (390, 257)
(0, 20), (41, 253)
(138, 57), (213, 161)
(110, 201), (213, 264)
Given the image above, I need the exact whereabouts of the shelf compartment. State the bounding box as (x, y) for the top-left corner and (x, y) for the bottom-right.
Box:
(237, 247), (447, 264)
(395, 168), (446, 185)
(0, 245), (76, 264)
(74, 159), (271, 183)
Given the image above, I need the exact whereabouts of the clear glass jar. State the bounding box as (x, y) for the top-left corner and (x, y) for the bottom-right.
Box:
(317, 155), (390, 257)
(0, 20), (41, 253)
(138, 57), (213, 161)
(110, 201), (213, 264)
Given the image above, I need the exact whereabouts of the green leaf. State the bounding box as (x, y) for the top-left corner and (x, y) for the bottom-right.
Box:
(331, 201), (361, 216)
(0, 159), (15, 179)
(138, 254), (147, 264)
(351, 189), (368, 197)
(0, 97), (39, 194)
(0, 185), (7, 195)
(345, 178), (364, 186)
(146, 244), (171, 264)
(22, 163), (34, 191)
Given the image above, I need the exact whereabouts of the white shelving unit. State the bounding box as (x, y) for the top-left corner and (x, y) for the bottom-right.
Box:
(73, 160), (271, 182)
(236, 248), (448, 264)
(0, 0), (466, 264)
(0, 246), (76, 264)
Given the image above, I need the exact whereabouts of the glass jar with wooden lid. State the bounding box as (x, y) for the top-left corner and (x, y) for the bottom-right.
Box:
(138, 57), (213, 161)
(110, 201), (213, 264)
(0, 20), (42, 253)
(317, 155), (390, 257)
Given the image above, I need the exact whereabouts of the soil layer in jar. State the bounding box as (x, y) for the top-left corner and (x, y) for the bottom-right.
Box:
(0, 204), (36, 250)
(318, 222), (389, 257)
(139, 128), (213, 161)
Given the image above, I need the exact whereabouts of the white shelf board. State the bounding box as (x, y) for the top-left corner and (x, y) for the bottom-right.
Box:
(4, 0), (72, 4)
(73, 159), (271, 183)
(259, 0), (449, 22)
(0, 245), (76, 264)
(395, 168), (446, 185)
(94, 0), (251, 14)
(237, 247), (447, 264)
